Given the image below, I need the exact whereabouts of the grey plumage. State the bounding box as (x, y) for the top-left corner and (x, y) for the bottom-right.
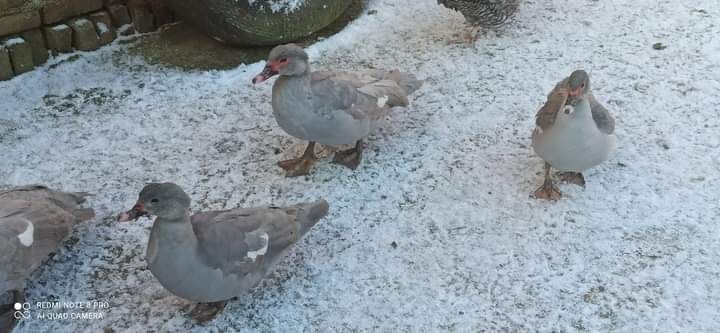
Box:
(267, 45), (423, 146)
(588, 94), (615, 135)
(438, 0), (520, 28)
(253, 44), (424, 175)
(0, 185), (94, 292)
(0, 185), (94, 330)
(120, 183), (328, 303)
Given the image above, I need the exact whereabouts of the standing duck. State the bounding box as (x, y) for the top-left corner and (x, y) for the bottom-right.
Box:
(531, 70), (616, 200)
(117, 183), (328, 321)
(0, 185), (94, 332)
(437, 0), (521, 42)
(252, 44), (423, 177)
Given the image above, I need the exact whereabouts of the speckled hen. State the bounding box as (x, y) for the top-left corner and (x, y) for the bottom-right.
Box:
(438, 0), (520, 42)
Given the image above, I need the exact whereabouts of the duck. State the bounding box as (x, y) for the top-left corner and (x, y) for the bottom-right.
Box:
(531, 70), (616, 200)
(0, 185), (94, 332)
(117, 183), (328, 321)
(252, 44), (423, 177)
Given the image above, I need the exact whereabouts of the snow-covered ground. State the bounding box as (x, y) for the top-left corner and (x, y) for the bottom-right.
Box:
(2, 0), (720, 331)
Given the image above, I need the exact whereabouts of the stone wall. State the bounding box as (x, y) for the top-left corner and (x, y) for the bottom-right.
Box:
(0, 0), (173, 80)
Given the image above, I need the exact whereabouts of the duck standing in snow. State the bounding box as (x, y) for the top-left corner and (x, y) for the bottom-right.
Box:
(0, 185), (94, 332)
(437, 0), (520, 42)
(531, 70), (616, 200)
(117, 183), (328, 321)
(252, 44), (423, 177)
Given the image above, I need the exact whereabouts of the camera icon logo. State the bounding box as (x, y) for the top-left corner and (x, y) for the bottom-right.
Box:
(13, 302), (30, 319)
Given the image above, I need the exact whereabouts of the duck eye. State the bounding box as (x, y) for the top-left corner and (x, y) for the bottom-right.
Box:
(279, 58), (288, 63)
(150, 198), (159, 203)
(581, 83), (585, 88)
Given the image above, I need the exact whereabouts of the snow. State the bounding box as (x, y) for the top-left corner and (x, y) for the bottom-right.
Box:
(1, 0), (719, 331)
(247, 0), (306, 13)
(4, 37), (25, 47)
(96, 22), (110, 35)
(51, 24), (70, 32)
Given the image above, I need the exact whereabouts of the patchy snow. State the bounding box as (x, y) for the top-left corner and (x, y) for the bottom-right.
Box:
(51, 24), (70, 32)
(4, 37), (25, 47)
(96, 22), (110, 35)
(1, 0), (719, 331)
(247, 0), (306, 13)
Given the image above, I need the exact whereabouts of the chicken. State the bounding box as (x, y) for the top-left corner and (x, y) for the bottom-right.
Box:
(438, 0), (520, 42)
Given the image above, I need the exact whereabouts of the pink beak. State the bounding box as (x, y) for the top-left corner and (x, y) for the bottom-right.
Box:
(117, 201), (148, 222)
(252, 61), (280, 84)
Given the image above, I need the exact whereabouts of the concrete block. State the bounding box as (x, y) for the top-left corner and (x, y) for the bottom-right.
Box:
(19, 29), (49, 65)
(95, 21), (115, 45)
(88, 11), (116, 44)
(0, 0), (28, 16)
(69, 18), (100, 51)
(0, 11), (41, 36)
(148, 0), (171, 27)
(41, 0), (103, 24)
(0, 46), (12, 80)
(44, 24), (73, 54)
(107, 4), (131, 27)
(4, 37), (33, 74)
(128, 0), (154, 33)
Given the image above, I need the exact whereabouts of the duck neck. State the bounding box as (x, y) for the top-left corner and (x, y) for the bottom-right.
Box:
(147, 211), (197, 263)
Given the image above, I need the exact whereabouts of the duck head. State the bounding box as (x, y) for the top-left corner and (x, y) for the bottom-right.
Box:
(567, 69), (590, 98)
(118, 183), (191, 222)
(252, 44), (310, 84)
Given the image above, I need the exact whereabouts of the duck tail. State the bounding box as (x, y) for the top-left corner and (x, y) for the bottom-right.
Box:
(295, 199), (329, 236)
(388, 70), (424, 96)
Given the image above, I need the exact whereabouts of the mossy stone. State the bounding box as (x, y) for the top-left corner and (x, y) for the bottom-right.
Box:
(166, 0), (352, 46)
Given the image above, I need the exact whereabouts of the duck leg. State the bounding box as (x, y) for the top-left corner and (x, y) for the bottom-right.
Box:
(277, 142), (316, 177)
(465, 26), (481, 44)
(332, 140), (364, 170)
(559, 172), (586, 187)
(190, 301), (227, 323)
(533, 162), (562, 200)
(0, 290), (24, 332)
(448, 25), (480, 45)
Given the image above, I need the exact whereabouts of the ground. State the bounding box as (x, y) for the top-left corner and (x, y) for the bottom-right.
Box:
(1, 0), (719, 331)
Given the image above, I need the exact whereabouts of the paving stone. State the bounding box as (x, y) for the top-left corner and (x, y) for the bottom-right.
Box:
(0, 11), (41, 36)
(69, 18), (100, 51)
(42, 0), (103, 24)
(0, 46), (12, 80)
(4, 37), (33, 74)
(44, 24), (73, 54)
(128, 0), (154, 33)
(19, 29), (49, 65)
(107, 4), (131, 27)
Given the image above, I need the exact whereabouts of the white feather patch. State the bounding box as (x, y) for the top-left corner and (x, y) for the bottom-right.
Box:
(246, 233), (269, 262)
(17, 220), (34, 247)
(377, 95), (389, 108)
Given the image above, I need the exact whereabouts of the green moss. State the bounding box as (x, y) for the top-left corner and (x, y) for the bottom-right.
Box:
(127, 0), (365, 71)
